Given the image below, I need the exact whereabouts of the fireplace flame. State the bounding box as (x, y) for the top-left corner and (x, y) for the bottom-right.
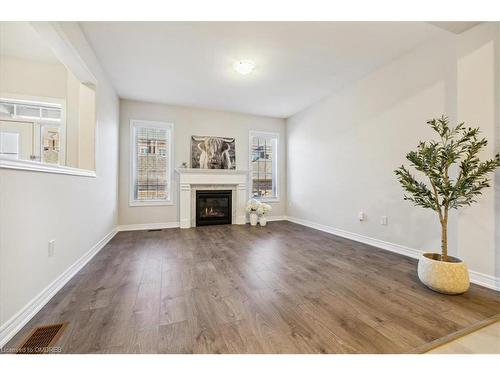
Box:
(202, 206), (224, 217)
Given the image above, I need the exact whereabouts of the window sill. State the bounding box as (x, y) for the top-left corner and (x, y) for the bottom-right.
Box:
(0, 158), (96, 177)
(129, 200), (175, 207)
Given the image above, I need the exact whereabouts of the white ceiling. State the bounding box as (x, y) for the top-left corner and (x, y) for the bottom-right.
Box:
(0, 22), (61, 64)
(81, 22), (448, 118)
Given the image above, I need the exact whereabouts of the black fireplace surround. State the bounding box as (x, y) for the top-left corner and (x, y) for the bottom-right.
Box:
(195, 190), (232, 226)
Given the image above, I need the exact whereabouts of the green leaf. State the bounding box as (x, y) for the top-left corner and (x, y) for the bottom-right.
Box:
(395, 116), (500, 213)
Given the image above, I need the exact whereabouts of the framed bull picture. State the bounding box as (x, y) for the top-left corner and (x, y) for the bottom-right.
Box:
(191, 135), (236, 169)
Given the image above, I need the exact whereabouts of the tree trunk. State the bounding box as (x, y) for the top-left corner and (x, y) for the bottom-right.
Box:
(441, 218), (448, 261)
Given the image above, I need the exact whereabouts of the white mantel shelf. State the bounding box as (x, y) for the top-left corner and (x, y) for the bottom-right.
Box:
(175, 168), (248, 175)
(176, 168), (248, 229)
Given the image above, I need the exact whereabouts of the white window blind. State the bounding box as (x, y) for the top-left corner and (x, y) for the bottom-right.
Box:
(130, 120), (173, 205)
(249, 131), (278, 201)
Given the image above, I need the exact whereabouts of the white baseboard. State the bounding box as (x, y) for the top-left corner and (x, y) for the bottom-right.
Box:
(118, 218), (286, 231)
(265, 215), (288, 222)
(286, 216), (500, 292)
(0, 227), (118, 348)
(245, 215), (288, 223)
(117, 222), (180, 231)
(469, 270), (500, 291)
(286, 216), (421, 259)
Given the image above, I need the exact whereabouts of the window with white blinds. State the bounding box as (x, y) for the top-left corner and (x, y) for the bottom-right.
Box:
(130, 120), (173, 206)
(249, 131), (279, 201)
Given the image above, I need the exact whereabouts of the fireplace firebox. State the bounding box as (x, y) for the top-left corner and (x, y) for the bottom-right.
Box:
(195, 190), (232, 226)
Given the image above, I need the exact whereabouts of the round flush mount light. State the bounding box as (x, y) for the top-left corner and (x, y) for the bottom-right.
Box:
(233, 60), (255, 75)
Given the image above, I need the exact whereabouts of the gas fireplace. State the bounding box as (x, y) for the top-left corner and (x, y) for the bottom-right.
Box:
(195, 190), (232, 226)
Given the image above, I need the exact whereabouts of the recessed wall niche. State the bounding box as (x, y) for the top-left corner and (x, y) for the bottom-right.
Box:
(0, 22), (97, 172)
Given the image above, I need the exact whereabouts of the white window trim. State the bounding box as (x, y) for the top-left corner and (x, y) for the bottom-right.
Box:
(129, 119), (174, 207)
(248, 130), (279, 202)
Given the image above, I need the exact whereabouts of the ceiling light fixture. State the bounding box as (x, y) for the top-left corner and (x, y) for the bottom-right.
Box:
(233, 60), (255, 75)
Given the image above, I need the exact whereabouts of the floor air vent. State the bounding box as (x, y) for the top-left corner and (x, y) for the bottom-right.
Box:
(147, 229), (162, 232)
(17, 323), (67, 354)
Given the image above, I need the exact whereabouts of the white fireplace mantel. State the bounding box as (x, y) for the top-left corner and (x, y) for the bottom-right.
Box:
(175, 168), (248, 228)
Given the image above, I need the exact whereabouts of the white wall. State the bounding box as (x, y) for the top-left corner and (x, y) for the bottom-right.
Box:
(0, 22), (119, 334)
(119, 99), (286, 226)
(287, 32), (458, 253)
(0, 56), (67, 99)
(287, 24), (500, 286)
(456, 23), (499, 281)
(65, 71), (81, 166)
(77, 84), (96, 171)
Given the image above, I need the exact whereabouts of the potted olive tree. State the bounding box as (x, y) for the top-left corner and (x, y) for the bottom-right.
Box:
(395, 116), (500, 294)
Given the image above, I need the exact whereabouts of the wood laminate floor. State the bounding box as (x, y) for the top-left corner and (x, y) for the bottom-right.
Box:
(6, 221), (500, 353)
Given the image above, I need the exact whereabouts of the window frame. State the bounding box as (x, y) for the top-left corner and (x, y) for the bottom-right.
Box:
(0, 95), (66, 165)
(248, 130), (279, 202)
(0, 94), (81, 175)
(129, 119), (174, 207)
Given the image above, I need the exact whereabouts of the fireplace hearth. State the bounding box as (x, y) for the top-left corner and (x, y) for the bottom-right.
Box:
(196, 190), (232, 226)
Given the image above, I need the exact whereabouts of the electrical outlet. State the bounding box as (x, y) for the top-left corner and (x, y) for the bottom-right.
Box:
(48, 239), (55, 257)
(380, 216), (388, 225)
(358, 211), (365, 221)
